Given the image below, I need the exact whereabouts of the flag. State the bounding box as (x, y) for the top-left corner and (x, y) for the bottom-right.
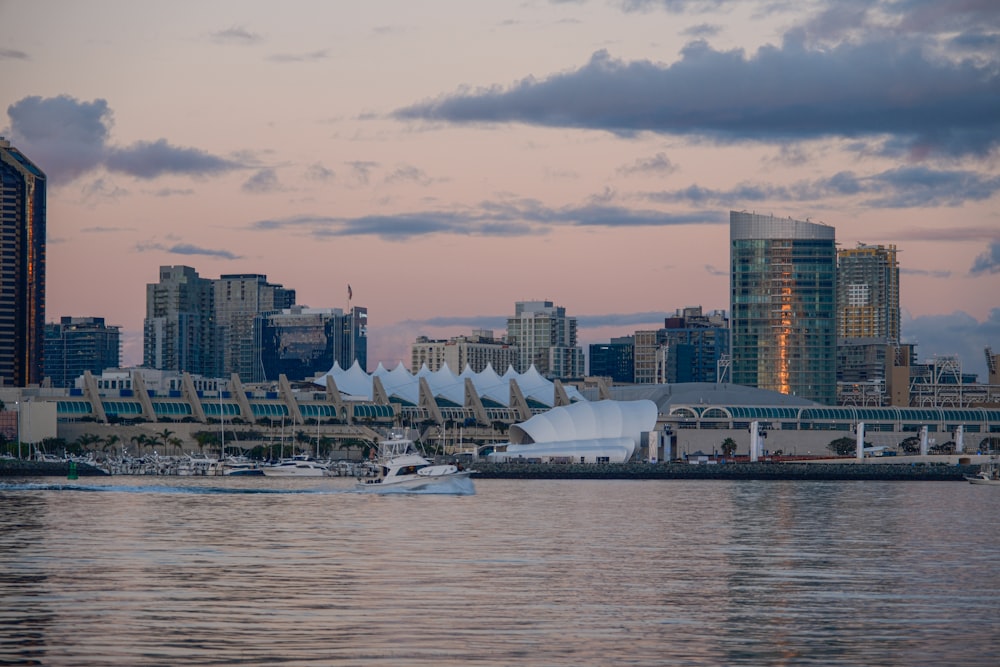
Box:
(348, 284), (352, 300)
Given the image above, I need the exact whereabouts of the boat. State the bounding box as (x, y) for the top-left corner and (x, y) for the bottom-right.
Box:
(262, 454), (331, 477)
(357, 434), (475, 491)
(213, 455), (264, 476)
(966, 459), (1000, 485)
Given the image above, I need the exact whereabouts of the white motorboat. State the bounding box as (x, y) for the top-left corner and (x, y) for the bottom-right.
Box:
(357, 434), (475, 491)
(213, 455), (264, 476)
(966, 459), (1000, 485)
(262, 454), (331, 477)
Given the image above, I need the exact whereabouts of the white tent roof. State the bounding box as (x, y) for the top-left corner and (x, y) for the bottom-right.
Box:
(312, 362), (587, 408)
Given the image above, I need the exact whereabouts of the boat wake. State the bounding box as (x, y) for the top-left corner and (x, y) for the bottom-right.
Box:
(353, 476), (476, 496)
(0, 482), (344, 495)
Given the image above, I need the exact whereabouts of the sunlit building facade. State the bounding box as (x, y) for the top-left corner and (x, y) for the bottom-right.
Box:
(0, 138), (46, 387)
(506, 300), (584, 380)
(730, 211), (837, 405)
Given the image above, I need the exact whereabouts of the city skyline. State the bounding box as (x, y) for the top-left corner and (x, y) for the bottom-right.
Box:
(2, 1), (998, 380)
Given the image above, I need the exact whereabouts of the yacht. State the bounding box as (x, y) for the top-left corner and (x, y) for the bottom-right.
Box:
(357, 434), (475, 491)
(966, 458), (1000, 485)
(262, 454), (331, 477)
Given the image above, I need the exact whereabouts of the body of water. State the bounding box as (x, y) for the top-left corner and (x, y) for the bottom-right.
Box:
(1, 476), (998, 666)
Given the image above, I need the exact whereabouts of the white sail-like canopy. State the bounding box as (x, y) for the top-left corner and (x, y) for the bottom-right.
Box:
(312, 362), (586, 408)
(491, 399), (658, 463)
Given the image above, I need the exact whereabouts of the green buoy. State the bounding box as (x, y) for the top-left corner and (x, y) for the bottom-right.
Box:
(68, 460), (78, 480)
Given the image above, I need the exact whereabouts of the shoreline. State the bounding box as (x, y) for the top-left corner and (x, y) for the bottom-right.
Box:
(0, 458), (980, 481)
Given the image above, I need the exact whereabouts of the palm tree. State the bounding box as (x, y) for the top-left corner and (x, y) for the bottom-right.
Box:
(153, 428), (175, 455)
(168, 436), (184, 455)
(130, 433), (151, 457)
(721, 437), (737, 458)
(103, 434), (122, 458)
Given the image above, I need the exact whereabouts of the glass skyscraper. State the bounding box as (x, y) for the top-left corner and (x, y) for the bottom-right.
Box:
(0, 138), (46, 387)
(730, 211), (837, 405)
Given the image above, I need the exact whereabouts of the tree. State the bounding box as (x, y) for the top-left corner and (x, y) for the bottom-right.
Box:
(153, 428), (175, 454)
(103, 434), (122, 458)
(827, 437), (857, 456)
(721, 437), (737, 458)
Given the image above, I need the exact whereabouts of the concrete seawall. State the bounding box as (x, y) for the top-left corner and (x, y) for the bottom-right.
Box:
(470, 461), (977, 481)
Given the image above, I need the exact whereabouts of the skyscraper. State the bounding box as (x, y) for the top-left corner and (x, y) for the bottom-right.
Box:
(144, 266), (218, 377)
(0, 138), (46, 387)
(214, 273), (295, 380)
(44, 317), (121, 388)
(837, 244), (899, 342)
(835, 243), (901, 405)
(730, 211), (837, 405)
(506, 300), (584, 379)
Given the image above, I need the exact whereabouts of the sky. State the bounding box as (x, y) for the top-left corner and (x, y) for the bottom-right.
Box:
(2, 0), (999, 380)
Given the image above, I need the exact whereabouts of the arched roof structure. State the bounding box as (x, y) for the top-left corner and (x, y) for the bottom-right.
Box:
(494, 399), (658, 463)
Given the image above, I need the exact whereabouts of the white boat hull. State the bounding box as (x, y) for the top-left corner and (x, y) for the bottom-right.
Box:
(357, 469), (475, 492)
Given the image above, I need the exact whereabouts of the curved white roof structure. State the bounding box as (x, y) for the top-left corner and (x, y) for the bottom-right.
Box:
(493, 399), (658, 463)
(313, 360), (587, 408)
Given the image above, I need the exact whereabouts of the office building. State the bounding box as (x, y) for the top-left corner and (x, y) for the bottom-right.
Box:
(256, 306), (367, 381)
(0, 138), (46, 387)
(44, 316), (121, 388)
(589, 336), (634, 384)
(631, 308), (729, 384)
(730, 211), (837, 405)
(411, 329), (518, 373)
(506, 300), (584, 379)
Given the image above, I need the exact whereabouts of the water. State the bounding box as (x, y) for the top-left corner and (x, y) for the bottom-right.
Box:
(1, 476), (998, 666)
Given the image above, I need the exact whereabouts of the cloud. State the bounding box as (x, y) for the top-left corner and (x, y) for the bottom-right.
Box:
(900, 267), (952, 279)
(242, 168), (283, 193)
(970, 240), (1000, 275)
(136, 241), (242, 260)
(81, 178), (129, 201)
(384, 164), (434, 185)
(347, 160), (379, 185)
(211, 26), (262, 44)
(267, 50), (329, 63)
(106, 139), (242, 179)
(0, 48), (30, 60)
(6, 95), (112, 183)
(5, 95), (243, 185)
(305, 163), (334, 181)
(147, 187), (196, 197)
(249, 200), (723, 240)
(395, 36), (1000, 157)
(617, 152), (677, 176)
(647, 167), (1000, 209)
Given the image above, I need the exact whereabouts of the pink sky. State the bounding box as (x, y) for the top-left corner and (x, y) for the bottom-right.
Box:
(2, 1), (998, 378)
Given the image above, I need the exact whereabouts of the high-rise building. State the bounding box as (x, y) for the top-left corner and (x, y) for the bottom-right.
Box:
(44, 316), (121, 388)
(661, 307), (729, 383)
(215, 274), (295, 380)
(0, 138), (46, 387)
(411, 329), (518, 373)
(255, 306), (365, 382)
(144, 266), (219, 377)
(837, 244), (899, 342)
(588, 336), (634, 383)
(506, 300), (584, 379)
(835, 244), (901, 405)
(631, 308), (729, 384)
(730, 211), (837, 405)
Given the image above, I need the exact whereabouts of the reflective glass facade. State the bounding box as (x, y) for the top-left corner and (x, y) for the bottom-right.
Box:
(0, 139), (46, 386)
(730, 212), (837, 405)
